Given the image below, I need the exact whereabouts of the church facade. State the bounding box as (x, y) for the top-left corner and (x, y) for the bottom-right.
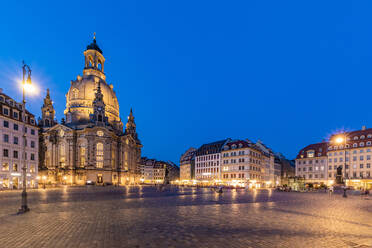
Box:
(38, 36), (142, 186)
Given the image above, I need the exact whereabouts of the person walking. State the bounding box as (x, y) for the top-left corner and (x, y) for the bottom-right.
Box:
(329, 185), (334, 198)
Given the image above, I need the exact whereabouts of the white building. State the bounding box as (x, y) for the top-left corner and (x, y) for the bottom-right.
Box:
(195, 139), (230, 181)
(0, 89), (38, 189)
(296, 142), (328, 185)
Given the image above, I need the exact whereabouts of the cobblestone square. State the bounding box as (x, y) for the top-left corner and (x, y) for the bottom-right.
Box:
(0, 186), (371, 248)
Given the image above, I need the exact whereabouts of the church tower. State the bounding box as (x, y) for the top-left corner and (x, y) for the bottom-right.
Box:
(83, 33), (106, 80)
(125, 108), (138, 140)
(41, 89), (55, 127)
(90, 82), (107, 125)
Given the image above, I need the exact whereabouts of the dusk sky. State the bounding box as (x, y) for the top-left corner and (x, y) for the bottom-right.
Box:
(1, 1), (372, 163)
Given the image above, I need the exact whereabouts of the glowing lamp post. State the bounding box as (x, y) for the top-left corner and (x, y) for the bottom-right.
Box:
(18, 61), (33, 214)
(334, 134), (348, 198)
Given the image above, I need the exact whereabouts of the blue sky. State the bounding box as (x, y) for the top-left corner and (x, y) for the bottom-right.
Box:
(1, 1), (372, 163)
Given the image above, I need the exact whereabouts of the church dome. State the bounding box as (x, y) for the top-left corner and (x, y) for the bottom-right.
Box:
(64, 36), (122, 128)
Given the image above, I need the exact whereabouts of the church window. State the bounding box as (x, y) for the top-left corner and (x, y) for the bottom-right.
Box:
(80, 145), (86, 167)
(96, 143), (104, 168)
(59, 143), (66, 167)
(72, 88), (79, 99)
(98, 62), (102, 71)
(111, 149), (116, 169)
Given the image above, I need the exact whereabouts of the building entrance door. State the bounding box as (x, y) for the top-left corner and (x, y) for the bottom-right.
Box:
(12, 177), (19, 189)
(97, 174), (103, 184)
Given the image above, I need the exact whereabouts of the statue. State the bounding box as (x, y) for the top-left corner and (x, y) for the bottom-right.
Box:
(336, 166), (343, 184)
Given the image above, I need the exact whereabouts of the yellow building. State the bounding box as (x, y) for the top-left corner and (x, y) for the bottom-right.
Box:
(38, 36), (142, 186)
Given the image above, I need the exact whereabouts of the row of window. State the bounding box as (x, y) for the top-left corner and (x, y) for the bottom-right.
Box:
(329, 172), (371, 178)
(330, 141), (372, 150)
(223, 158), (261, 165)
(2, 149), (35, 160)
(2, 134), (36, 147)
(196, 161), (219, 168)
(1, 162), (36, 173)
(329, 155), (371, 163)
(1, 109), (35, 125)
(2, 120), (36, 134)
(297, 159), (325, 165)
(222, 173), (245, 179)
(329, 149), (372, 156)
(196, 154), (219, 162)
(196, 168), (219, 174)
(298, 166), (325, 172)
(329, 164), (372, 170)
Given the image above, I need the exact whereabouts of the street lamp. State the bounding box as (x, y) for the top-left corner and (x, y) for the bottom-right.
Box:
(18, 61), (32, 214)
(334, 134), (348, 198)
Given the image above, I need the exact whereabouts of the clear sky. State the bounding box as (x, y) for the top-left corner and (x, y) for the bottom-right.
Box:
(1, 1), (371, 163)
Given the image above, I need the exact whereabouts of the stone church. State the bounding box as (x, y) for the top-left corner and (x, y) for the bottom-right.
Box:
(38, 36), (142, 185)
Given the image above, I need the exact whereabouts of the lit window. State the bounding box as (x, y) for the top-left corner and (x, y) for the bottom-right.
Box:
(96, 143), (104, 168)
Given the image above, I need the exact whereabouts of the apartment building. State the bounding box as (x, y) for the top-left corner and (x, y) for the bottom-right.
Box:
(0, 89), (38, 189)
(195, 139), (229, 181)
(221, 140), (265, 187)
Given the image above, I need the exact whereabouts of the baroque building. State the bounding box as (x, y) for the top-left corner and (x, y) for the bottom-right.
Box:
(38, 36), (142, 185)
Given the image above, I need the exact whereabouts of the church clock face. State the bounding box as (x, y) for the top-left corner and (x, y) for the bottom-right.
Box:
(97, 130), (104, 137)
(97, 107), (102, 111)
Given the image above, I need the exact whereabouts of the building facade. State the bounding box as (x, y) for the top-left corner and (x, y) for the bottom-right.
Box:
(296, 127), (372, 189)
(221, 140), (265, 187)
(296, 143), (328, 185)
(0, 89), (39, 189)
(195, 139), (229, 181)
(179, 147), (196, 181)
(141, 157), (179, 184)
(38, 37), (142, 186)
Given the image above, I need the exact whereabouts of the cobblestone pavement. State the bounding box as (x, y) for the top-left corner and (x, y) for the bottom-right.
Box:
(0, 186), (371, 248)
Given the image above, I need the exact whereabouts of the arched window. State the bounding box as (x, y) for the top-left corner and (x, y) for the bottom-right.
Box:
(60, 143), (66, 167)
(98, 63), (102, 71)
(72, 88), (79, 99)
(80, 144), (86, 167)
(96, 143), (104, 168)
(88, 57), (93, 67)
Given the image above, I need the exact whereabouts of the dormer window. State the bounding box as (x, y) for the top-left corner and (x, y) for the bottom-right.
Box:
(367, 141), (371, 146)
(361, 135), (365, 139)
(3, 107), (9, 116)
(353, 143), (357, 148)
(328, 146), (333, 150)
(360, 142), (365, 147)
(368, 134), (372, 138)
(307, 150), (315, 158)
(354, 136), (359, 140)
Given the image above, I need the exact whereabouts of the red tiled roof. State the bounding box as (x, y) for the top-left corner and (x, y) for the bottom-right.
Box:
(296, 142), (327, 159)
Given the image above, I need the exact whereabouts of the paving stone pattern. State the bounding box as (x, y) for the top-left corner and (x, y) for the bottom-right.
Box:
(0, 186), (371, 248)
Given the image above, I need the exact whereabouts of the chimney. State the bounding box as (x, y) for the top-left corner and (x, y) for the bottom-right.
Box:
(0, 88), (3, 93)
(362, 125), (366, 131)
